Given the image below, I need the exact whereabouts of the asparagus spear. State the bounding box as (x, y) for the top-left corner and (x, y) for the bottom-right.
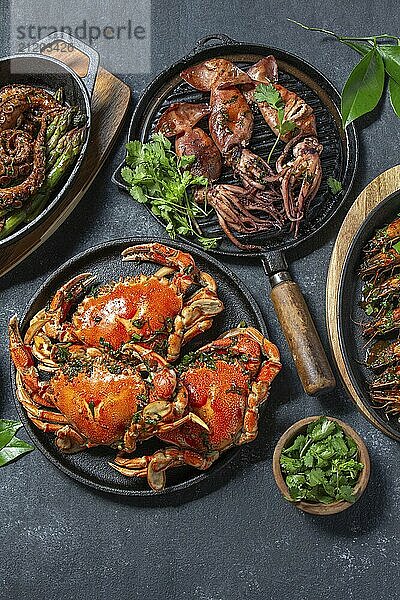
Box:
(46, 107), (76, 153)
(46, 128), (79, 172)
(45, 111), (65, 143)
(0, 128), (86, 240)
(54, 87), (65, 104)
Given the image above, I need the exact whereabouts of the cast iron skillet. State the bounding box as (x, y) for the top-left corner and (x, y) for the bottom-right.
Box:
(11, 237), (272, 496)
(0, 31), (99, 251)
(112, 33), (358, 396)
(338, 191), (400, 441)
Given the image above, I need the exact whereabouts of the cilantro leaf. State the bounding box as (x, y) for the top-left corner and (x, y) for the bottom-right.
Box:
(327, 176), (343, 195)
(254, 83), (283, 108)
(254, 84), (297, 162)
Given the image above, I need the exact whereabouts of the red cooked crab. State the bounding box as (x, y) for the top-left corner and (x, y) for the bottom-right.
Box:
(27, 243), (224, 364)
(112, 326), (282, 490)
(9, 315), (206, 454)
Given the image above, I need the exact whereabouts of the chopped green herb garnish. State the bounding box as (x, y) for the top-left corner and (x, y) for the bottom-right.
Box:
(280, 417), (364, 504)
(393, 240), (400, 254)
(327, 176), (343, 195)
(121, 133), (219, 249)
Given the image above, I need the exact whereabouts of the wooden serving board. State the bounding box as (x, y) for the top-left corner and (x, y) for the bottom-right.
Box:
(0, 46), (131, 277)
(326, 165), (400, 435)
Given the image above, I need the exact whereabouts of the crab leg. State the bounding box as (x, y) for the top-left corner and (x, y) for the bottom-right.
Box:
(112, 447), (220, 491)
(9, 315), (55, 406)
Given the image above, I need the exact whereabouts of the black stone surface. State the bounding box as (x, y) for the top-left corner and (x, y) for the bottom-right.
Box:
(1, 1), (400, 599)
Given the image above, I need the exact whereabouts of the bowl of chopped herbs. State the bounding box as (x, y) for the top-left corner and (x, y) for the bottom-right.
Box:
(273, 416), (370, 515)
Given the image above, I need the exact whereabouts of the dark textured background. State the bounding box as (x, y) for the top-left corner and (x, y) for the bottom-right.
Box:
(1, 1), (400, 599)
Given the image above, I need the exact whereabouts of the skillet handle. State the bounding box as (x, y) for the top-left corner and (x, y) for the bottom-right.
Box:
(269, 271), (336, 396)
(24, 31), (99, 98)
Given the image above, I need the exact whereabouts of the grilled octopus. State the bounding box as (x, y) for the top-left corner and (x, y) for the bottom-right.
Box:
(0, 84), (62, 208)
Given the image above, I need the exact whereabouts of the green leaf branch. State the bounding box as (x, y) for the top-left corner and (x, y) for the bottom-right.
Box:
(289, 19), (400, 127)
(0, 419), (34, 467)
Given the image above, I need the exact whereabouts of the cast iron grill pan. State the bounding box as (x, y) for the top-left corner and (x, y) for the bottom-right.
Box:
(140, 59), (343, 252)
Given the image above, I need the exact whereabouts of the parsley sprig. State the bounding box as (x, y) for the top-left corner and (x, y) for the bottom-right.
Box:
(280, 417), (364, 504)
(253, 83), (297, 162)
(121, 133), (219, 250)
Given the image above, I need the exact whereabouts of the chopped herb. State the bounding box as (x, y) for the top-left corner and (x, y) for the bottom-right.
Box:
(393, 240), (400, 254)
(132, 318), (144, 328)
(327, 176), (343, 195)
(280, 417), (364, 504)
(88, 401), (95, 418)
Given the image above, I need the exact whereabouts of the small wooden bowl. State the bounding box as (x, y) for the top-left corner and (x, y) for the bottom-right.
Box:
(272, 416), (370, 515)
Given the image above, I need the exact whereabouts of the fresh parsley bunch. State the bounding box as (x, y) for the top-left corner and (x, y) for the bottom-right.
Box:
(280, 417), (364, 504)
(121, 133), (219, 249)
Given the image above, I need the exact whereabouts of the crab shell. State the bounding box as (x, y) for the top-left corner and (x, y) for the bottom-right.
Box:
(48, 356), (150, 447)
(112, 327), (282, 490)
(10, 314), (188, 455)
(36, 243), (224, 364)
(159, 328), (280, 452)
(71, 276), (182, 352)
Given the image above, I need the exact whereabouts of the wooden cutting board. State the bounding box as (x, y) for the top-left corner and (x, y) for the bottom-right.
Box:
(326, 165), (400, 435)
(0, 45), (130, 277)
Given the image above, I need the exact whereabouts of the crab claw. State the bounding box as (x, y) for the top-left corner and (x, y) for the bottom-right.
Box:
(43, 272), (96, 340)
(9, 315), (39, 393)
(122, 243), (197, 274)
(121, 342), (178, 400)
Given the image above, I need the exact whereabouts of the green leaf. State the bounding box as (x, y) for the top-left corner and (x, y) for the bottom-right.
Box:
(280, 455), (303, 474)
(280, 120), (297, 135)
(309, 417), (337, 441)
(378, 45), (400, 85)
(0, 420), (22, 451)
(327, 176), (343, 195)
(343, 41), (372, 57)
(389, 77), (400, 118)
(337, 484), (356, 503)
(307, 468), (326, 486)
(393, 240), (400, 254)
(0, 436), (33, 467)
(254, 83), (282, 107)
(282, 433), (306, 456)
(341, 48), (385, 128)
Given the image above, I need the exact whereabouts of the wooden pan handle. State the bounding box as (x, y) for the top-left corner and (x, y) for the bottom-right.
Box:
(270, 276), (336, 396)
